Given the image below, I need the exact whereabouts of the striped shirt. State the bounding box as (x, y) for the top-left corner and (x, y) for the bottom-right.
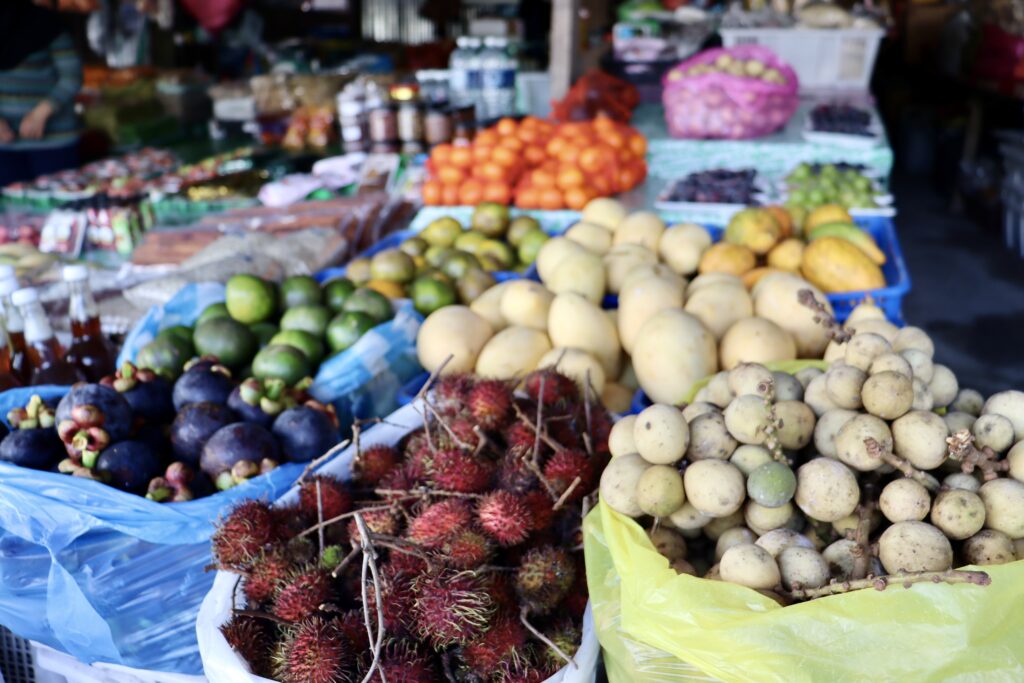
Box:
(0, 32), (82, 150)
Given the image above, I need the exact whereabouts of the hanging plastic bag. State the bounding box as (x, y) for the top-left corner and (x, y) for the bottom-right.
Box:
(178, 0), (246, 34)
(0, 386), (303, 675)
(117, 282), (424, 433)
(662, 45), (799, 140)
(196, 402), (601, 683)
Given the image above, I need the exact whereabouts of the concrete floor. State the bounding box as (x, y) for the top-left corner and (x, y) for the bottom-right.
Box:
(894, 173), (1024, 397)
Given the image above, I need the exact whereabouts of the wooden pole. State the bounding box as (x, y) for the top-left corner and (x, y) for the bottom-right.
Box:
(550, 0), (581, 101)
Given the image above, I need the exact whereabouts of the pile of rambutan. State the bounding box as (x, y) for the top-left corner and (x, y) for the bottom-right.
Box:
(213, 369), (610, 683)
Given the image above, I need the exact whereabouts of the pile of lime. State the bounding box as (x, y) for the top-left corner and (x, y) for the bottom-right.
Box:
(784, 163), (879, 211)
(135, 273), (393, 385)
(345, 202), (550, 316)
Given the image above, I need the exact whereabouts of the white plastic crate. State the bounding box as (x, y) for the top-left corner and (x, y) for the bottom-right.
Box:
(720, 27), (884, 91)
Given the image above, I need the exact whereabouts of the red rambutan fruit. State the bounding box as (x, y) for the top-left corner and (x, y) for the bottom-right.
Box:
(354, 444), (401, 486)
(503, 421), (537, 453)
(347, 507), (401, 544)
(497, 448), (538, 494)
(272, 504), (307, 540)
(298, 476), (352, 521)
(433, 374), (474, 414)
(411, 568), (495, 649)
(336, 609), (370, 652)
(377, 462), (423, 502)
(478, 490), (532, 546)
(212, 500), (277, 567)
(407, 499), (472, 548)
(521, 489), (555, 532)
(523, 369), (579, 411)
(273, 566), (333, 622)
(425, 448), (495, 493)
(547, 419), (582, 450)
(386, 550), (428, 578)
(460, 612), (528, 673)
(447, 416), (483, 449)
(369, 642), (437, 683)
(493, 652), (550, 683)
(244, 549), (292, 604)
(366, 565), (417, 632)
(468, 379), (513, 430)
(543, 449), (593, 502)
(273, 617), (352, 683)
(220, 614), (273, 677)
(586, 405), (613, 454)
(483, 572), (518, 614)
(515, 546), (575, 616)
(441, 528), (495, 569)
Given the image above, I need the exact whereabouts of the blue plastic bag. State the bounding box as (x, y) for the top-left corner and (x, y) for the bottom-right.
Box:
(117, 282), (425, 433)
(0, 386), (303, 674)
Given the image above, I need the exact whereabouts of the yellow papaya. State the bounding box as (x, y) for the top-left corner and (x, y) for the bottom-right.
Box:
(698, 242), (757, 276)
(800, 237), (886, 293)
(766, 238), (805, 271)
(724, 208), (782, 255)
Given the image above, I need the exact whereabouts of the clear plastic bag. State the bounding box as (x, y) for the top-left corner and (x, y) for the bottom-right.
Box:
(662, 45), (799, 140)
(197, 402), (601, 683)
(0, 386), (303, 674)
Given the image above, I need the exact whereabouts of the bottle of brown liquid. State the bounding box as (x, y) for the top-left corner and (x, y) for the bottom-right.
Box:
(12, 287), (85, 386)
(0, 271), (29, 383)
(63, 265), (116, 382)
(0, 313), (22, 391)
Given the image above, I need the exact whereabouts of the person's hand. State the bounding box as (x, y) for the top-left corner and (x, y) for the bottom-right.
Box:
(0, 119), (13, 145)
(19, 101), (54, 140)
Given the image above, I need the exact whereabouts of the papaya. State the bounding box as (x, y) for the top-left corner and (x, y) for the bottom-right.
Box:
(800, 237), (886, 293)
(766, 238), (805, 272)
(724, 208), (782, 255)
(698, 242), (757, 276)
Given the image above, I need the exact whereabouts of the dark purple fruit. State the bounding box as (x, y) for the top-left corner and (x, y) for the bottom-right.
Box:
(95, 441), (162, 494)
(124, 377), (175, 423)
(0, 428), (64, 470)
(173, 366), (234, 410)
(227, 385), (275, 429)
(200, 422), (281, 481)
(271, 406), (339, 463)
(170, 402), (237, 467)
(134, 422), (172, 464)
(55, 384), (133, 443)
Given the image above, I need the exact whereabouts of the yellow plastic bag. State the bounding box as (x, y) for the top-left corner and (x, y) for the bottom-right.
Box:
(585, 360), (1024, 682)
(585, 503), (1024, 683)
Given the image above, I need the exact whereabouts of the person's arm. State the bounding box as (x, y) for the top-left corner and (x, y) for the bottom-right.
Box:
(19, 33), (82, 140)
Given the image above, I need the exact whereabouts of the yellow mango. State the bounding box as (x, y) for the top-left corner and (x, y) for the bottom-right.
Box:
(800, 237), (886, 293)
(698, 242), (757, 276)
(805, 204), (853, 231)
(766, 238), (805, 271)
(724, 209), (782, 255)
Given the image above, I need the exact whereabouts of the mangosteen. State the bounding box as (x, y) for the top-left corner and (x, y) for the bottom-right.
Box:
(146, 462), (199, 503)
(102, 363), (175, 424)
(6, 394), (54, 431)
(94, 441), (162, 494)
(134, 421), (172, 463)
(172, 363), (234, 410)
(0, 428), (65, 470)
(272, 406), (340, 463)
(201, 422), (281, 489)
(55, 384), (134, 443)
(170, 402), (237, 467)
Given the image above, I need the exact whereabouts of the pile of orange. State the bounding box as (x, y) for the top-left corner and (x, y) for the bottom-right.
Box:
(422, 114), (648, 210)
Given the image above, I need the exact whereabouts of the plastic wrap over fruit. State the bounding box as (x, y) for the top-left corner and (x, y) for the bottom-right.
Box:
(662, 46), (799, 140)
(118, 281), (425, 434)
(0, 385), (303, 674)
(197, 401), (601, 683)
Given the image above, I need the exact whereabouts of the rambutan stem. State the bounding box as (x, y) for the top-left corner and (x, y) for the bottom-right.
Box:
(315, 479), (325, 554)
(296, 438), (351, 485)
(553, 476), (582, 511)
(355, 513), (387, 683)
(582, 372), (594, 457)
(864, 438), (940, 491)
(298, 503), (399, 539)
(330, 545), (362, 578)
(782, 569), (991, 600)
(511, 402), (563, 500)
(519, 606), (577, 669)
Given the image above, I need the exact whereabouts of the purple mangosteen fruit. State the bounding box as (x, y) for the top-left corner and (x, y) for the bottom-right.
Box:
(169, 402), (237, 467)
(271, 405), (340, 463)
(94, 440), (162, 494)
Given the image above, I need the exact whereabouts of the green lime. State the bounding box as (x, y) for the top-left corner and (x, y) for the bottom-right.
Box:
(400, 236), (429, 257)
(252, 344), (312, 386)
(424, 245), (455, 268)
(441, 251), (481, 280)
(410, 276), (457, 315)
(136, 337), (189, 380)
(250, 322), (279, 346)
(477, 239), (516, 269)
(225, 274), (278, 324)
(421, 216), (463, 247)
(193, 317), (258, 370)
(326, 311), (378, 353)
(416, 267), (452, 286)
(157, 324), (194, 350)
(324, 277), (356, 313)
(280, 305), (332, 338)
(507, 216), (541, 246)
(270, 329), (325, 366)
(517, 229), (549, 265)
(370, 248), (416, 282)
(470, 202), (510, 238)
(456, 268), (496, 304)
(342, 288), (393, 323)
(454, 230), (487, 254)
(281, 275), (323, 308)
(196, 302), (230, 326)
(346, 258), (372, 285)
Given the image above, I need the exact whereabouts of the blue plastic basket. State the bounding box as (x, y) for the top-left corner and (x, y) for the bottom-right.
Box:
(397, 371), (430, 406)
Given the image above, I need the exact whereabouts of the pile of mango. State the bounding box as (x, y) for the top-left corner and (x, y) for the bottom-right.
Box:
(698, 205), (887, 294)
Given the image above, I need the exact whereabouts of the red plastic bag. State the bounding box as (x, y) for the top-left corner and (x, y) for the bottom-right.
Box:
(662, 46), (799, 140)
(551, 69), (640, 122)
(179, 0), (246, 34)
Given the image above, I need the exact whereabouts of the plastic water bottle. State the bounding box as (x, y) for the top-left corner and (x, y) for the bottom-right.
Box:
(449, 36), (482, 115)
(480, 37), (517, 120)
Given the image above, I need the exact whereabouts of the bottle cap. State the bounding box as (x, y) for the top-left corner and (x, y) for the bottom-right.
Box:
(0, 265), (14, 282)
(0, 276), (20, 297)
(11, 288), (38, 307)
(63, 264), (89, 282)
